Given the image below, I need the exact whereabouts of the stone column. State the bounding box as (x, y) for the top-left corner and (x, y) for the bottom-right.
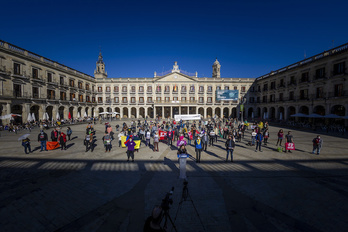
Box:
(204, 107), (206, 119)
(162, 106), (164, 118)
(145, 107), (148, 118)
(179, 106), (181, 115)
(52, 105), (58, 121)
(154, 106), (156, 119)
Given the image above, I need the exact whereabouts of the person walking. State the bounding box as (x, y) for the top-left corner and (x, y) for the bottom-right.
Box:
(22, 138), (32, 154)
(66, 127), (72, 141)
(276, 129), (284, 146)
(58, 131), (67, 150)
(255, 131), (263, 152)
(153, 132), (159, 152)
(225, 135), (236, 162)
(312, 135), (323, 155)
(38, 130), (48, 152)
(85, 131), (93, 152)
(126, 137), (136, 162)
(103, 133), (112, 152)
(285, 131), (294, 153)
(202, 131), (209, 151)
(209, 129), (215, 146)
(194, 136), (203, 163)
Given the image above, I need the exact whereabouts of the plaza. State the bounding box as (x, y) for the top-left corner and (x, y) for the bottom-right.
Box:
(0, 120), (347, 231)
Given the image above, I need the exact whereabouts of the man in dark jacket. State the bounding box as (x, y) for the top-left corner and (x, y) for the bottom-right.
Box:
(51, 129), (58, 141)
(167, 129), (173, 146)
(225, 135), (236, 162)
(201, 132), (209, 151)
(255, 131), (263, 152)
(58, 132), (67, 150)
(38, 130), (48, 152)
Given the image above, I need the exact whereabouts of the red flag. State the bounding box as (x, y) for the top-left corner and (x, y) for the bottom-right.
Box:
(68, 112), (72, 119)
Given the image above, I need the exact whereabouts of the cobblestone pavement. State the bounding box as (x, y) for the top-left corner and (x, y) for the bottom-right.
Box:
(0, 121), (347, 232)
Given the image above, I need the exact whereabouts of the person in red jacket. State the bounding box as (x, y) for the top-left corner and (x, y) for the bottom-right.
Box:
(58, 132), (67, 150)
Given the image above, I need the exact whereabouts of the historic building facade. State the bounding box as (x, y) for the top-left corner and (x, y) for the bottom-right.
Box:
(247, 43), (348, 125)
(1, 39), (348, 125)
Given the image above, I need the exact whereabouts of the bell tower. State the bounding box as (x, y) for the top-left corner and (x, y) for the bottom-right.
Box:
(212, 58), (221, 78)
(94, 51), (107, 78)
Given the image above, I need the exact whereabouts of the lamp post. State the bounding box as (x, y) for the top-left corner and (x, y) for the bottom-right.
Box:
(240, 97), (246, 123)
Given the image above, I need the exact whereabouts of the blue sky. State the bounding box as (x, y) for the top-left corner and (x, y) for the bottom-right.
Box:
(1, 0), (348, 78)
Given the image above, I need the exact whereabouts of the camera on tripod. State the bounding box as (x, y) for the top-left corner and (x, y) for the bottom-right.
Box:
(161, 187), (174, 211)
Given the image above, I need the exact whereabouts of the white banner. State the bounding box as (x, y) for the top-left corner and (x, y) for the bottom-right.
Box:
(174, 114), (201, 121)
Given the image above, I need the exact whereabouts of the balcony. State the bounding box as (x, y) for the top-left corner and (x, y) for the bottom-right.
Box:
(154, 100), (197, 105)
(121, 101), (128, 105)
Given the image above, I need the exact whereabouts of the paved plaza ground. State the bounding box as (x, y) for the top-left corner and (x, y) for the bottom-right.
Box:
(0, 120), (347, 232)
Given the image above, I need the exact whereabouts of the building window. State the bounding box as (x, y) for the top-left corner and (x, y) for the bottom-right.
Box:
(301, 72), (309, 83)
(13, 63), (21, 75)
(122, 97), (127, 103)
(256, 97), (260, 103)
(224, 86), (229, 90)
(98, 97), (103, 103)
(216, 86), (221, 90)
(60, 76), (64, 85)
(47, 73), (53, 82)
(289, 76), (296, 85)
(131, 86), (135, 92)
(234, 86), (238, 90)
(106, 97), (110, 103)
(263, 84), (268, 91)
(181, 85), (186, 92)
(86, 96), (90, 102)
(257, 85), (261, 92)
(333, 62), (345, 75)
(131, 97), (135, 103)
(182, 97), (186, 101)
(316, 87), (323, 98)
(156, 97), (161, 102)
(98, 86), (102, 92)
(300, 89), (308, 100)
(147, 86), (152, 92)
(334, 84), (343, 97)
(279, 93), (283, 101)
(262, 96), (267, 103)
(207, 97), (212, 103)
(279, 79), (285, 87)
(47, 90), (55, 100)
(173, 97), (178, 101)
(289, 91), (294, 100)
(13, 84), (21, 97)
(86, 84), (90, 90)
(113, 86), (118, 92)
(92, 97), (96, 103)
(70, 93), (75, 101)
(79, 95), (84, 102)
(79, 82), (84, 89)
(315, 67), (325, 79)
(70, 80), (75, 87)
(139, 97), (144, 103)
(60, 91), (66, 100)
(156, 85), (161, 92)
(207, 86), (212, 92)
(199, 97), (204, 103)
(139, 86), (144, 92)
(190, 85), (195, 92)
(165, 97), (170, 102)
(270, 82), (275, 90)
(199, 86), (204, 92)
(33, 87), (39, 99)
(32, 68), (39, 79)
(147, 97), (153, 103)
(173, 85), (178, 92)
(190, 97), (195, 102)
(241, 86), (246, 92)
(92, 86), (95, 92)
(165, 86), (170, 92)
(249, 97), (254, 103)
(122, 86), (127, 92)
(105, 86), (110, 92)
(114, 97), (119, 103)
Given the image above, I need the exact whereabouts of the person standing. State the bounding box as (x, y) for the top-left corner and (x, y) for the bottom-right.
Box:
(255, 131), (263, 152)
(251, 129), (256, 146)
(276, 129), (284, 146)
(22, 138), (32, 154)
(58, 131), (67, 150)
(153, 132), (159, 152)
(202, 131), (209, 151)
(194, 136), (203, 163)
(103, 133), (112, 152)
(85, 131), (93, 152)
(145, 130), (151, 147)
(214, 126), (219, 142)
(263, 129), (270, 145)
(118, 130), (124, 147)
(66, 127), (72, 141)
(225, 135), (236, 162)
(312, 135), (323, 155)
(126, 137), (136, 162)
(51, 129), (58, 141)
(209, 130), (215, 146)
(167, 129), (173, 146)
(238, 129), (242, 142)
(38, 130), (48, 152)
(285, 131), (294, 153)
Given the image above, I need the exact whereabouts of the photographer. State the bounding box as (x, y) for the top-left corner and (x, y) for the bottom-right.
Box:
(144, 206), (165, 232)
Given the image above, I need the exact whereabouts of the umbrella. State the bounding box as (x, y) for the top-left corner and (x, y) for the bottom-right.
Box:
(307, 113), (324, 118)
(290, 113), (308, 117)
(99, 112), (108, 115)
(45, 112), (50, 121)
(341, 116), (348, 119)
(68, 112), (72, 119)
(324, 114), (342, 119)
(56, 112), (60, 120)
(18, 133), (30, 141)
(31, 113), (36, 121)
(77, 112), (81, 118)
(93, 111), (96, 117)
(27, 113), (32, 122)
(84, 112), (87, 117)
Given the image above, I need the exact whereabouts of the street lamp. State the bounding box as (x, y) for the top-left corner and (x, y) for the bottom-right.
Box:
(240, 96), (246, 123)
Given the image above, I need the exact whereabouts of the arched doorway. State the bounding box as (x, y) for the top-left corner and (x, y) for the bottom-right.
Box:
(58, 106), (65, 119)
(69, 107), (74, 119)
(299, 106), (309, 115)
(231, 107), (237, 118)
(331, 105), (345, 116)
(11, 105), (23, 124)
(139, 107), (145, 118)
(148, 107), (154, 118)
(278, 107), (284, 121)
(123, 107), (129, 118)
(288, 106), (296, 120)
(248, 107), (254, 119)
(77, 107), (82, 118)
(256, 107), (261, 118)
(313, 105), (325, 116)
(30, 105), (40, 121)
(207, 107), (212, 118)
(262, 107), (268, 119)
(131, 107), (136, 118)
(91, 107), (95, 117)
(215, 108), (221, 117)
(223, 107), (229, 118)
(85, 107), (89, 117)
(270, 107), (275, 120)
(46, 106), (53, 121)
(115, 107), (120, 118)
(198, 107), (204, 118)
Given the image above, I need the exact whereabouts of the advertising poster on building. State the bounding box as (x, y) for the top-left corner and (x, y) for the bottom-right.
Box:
(216, 90), (239, 101)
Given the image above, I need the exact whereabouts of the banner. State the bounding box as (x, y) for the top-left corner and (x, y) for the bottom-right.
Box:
(174, 114), (201, 121)
(121, 136), (127, 148)
(159, 130), (167, 140)
(134, 140), (141, 149)
(240, 104), (244, 111)
(216, 90), (239, 101)
(47, 141), (60, 150)
(285, 143), (295, 150)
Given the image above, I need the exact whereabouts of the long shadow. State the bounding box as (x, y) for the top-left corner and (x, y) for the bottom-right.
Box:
(32, 146), (42, 152)
(71, 136), (78, 141)
(66, 143), (75, 149)
(203, 150), (225, 161)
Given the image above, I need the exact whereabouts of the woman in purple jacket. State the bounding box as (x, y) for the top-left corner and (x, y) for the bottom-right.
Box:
(127, 138), (136, 162)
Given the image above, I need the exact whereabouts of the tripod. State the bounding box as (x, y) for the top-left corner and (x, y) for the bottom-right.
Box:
(173, 180), (206, 231)
(161, 207), (178, 232)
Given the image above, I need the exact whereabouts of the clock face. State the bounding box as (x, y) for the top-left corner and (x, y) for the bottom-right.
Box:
(174, 75), (177, 79)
